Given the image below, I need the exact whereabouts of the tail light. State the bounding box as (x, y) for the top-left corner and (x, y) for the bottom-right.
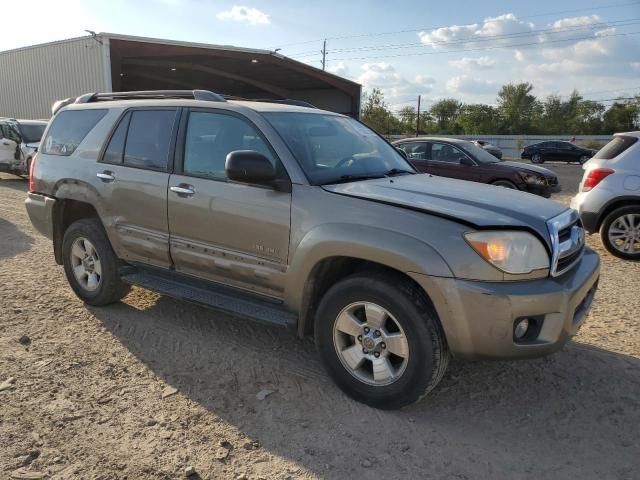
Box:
(28, 153), (38, 193)
(582, 167), (614, 192)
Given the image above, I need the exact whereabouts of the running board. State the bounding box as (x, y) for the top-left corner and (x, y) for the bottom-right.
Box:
(121, 270), (296, 327)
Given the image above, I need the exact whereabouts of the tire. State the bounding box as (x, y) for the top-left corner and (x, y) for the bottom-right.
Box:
(599, 206), (640, 260)
(492, 179), (518, 189)
(531, 153), (543, 164)
(579, 155), (589, 165)
(62, 218), (130, 305)
(314, 271), (449, 409)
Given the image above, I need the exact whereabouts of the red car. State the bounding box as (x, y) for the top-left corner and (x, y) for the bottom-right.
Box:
(394, 137), (561, 197)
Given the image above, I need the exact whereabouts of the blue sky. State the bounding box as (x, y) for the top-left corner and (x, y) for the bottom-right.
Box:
(4, 0), (640, 110)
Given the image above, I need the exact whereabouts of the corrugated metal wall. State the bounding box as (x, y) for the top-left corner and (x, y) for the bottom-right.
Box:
(0, 37), (109, 119)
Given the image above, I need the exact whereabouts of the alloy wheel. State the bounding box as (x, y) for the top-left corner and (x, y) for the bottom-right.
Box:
(70, 237), (102, 291)
(607, 214), (640, 255)
(332, 302), (409, 386)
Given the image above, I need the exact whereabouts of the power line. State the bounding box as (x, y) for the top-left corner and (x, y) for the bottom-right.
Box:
(330, 30), (640, 61)
(274, 1), (640, 49)
(288, 17), (640, 58)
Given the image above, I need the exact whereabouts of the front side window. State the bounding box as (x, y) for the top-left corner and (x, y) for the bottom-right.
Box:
(42, 109), (107, 156)
(263, 112), (413, 185)
(123, 110), (176, 170)
(430, 142), (467, 163)
(183, 111), (276, 180)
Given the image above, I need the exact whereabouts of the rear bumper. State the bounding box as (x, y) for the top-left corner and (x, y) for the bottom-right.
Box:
(25, 192), (56, 239)
(412, 247), (600, 360)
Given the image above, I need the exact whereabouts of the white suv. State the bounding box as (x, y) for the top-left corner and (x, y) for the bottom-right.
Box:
(571, 132), (640, 260)
(0, 118), (47, 176)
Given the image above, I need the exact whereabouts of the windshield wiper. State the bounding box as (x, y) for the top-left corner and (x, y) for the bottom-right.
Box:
(321, 174), (386, 185)
(383, 168), (415, 177)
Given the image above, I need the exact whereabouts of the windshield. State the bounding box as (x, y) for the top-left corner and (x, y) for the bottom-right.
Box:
(263, 112), (414, 184)
(17, 123), (46, 143)
(459, 140), (501, 163)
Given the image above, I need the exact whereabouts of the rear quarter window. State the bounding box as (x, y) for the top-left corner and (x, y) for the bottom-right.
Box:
(594, 136), (638, 160)
(41, 109), (107, 156)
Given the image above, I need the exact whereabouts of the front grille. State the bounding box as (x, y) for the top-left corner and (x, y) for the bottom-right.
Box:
(547, 210), (585, 277)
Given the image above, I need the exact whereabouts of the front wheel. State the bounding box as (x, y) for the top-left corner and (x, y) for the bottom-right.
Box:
(492, 179), (518, 189)
(62, 218), (131, 305)
(531, 153), (543, 164)
(314, 272), (449, 409)
(600, 206), (640, 260)
(579, 155), (589, 165)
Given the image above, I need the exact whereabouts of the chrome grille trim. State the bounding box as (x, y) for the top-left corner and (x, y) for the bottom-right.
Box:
(547, 209), (585, 277)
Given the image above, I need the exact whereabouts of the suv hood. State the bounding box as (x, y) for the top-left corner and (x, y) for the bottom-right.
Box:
(323, 174), (567, 239)
(498, 161), (556, 177)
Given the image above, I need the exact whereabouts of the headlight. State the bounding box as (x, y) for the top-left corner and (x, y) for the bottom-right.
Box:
(520, 173), (547, 186)
(464, 231), (549, 275)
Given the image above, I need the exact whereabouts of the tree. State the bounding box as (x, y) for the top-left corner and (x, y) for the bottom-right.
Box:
(497, 82), (539, 134)
(603, 98), (640, 133)
(361, 88), (402, 135)
(457, 104), (501, 134)
(429, 98), (462, 132)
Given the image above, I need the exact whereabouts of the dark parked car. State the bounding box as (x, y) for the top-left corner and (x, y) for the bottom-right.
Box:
(394, 137), (560, 197)
(521, 141), (596, 164)
(472, 139), (502, 159)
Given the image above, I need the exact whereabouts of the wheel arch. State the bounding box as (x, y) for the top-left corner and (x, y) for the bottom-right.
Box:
(286, 224), (454, 338)
(596, 196), (640, 231)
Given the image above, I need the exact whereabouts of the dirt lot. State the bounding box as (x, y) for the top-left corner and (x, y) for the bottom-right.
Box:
(1, 165), (638, 480)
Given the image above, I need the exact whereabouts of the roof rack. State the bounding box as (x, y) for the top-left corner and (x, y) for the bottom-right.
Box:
(51, 90), (226, 115)
(222, 95), (317, 109)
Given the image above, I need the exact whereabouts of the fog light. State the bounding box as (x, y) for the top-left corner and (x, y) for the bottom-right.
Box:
(514, 318), (529, 339)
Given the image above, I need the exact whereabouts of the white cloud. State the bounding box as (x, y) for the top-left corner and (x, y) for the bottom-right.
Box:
(551, 14), (600, 29)
(449, 56), (496, 69)
(327, 62), (349, 77)
(514, 50), (526, 62)
(418, 13), (534, 48)
(446, 75), (498, 95)
(216, 5), (270, 25)
(357, 63), (435, 105)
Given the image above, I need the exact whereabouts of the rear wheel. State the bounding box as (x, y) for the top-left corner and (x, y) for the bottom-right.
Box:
(600, 206), (640, 260)
(62, 218), (130, 305)
(531, 153), (543, 164)
(314, 272), (449, 409)
(492, 179), (518, 189)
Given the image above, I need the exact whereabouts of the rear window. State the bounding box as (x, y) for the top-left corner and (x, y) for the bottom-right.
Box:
(42, 109), (107, 156)
(594, 136), (638, 160)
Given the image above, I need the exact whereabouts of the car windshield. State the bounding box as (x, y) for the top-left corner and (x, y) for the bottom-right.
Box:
(458, 140), (501, 164)
(263, 112), (414, 184)
(17, 123), (46, 143)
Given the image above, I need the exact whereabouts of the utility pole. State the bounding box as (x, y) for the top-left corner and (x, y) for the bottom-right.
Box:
(321, 39), (327, 71)
(416, 95), (421, 137)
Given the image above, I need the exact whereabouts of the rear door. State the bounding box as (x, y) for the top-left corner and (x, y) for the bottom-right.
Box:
(167, 108), (291, 298)
(96, 108), (178, 268)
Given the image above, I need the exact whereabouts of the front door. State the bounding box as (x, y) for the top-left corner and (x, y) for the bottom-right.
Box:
(426, 142), (479, 182)
(167, 109), (291, 299)
(95, 108), (177, 268)
(0, 123), (19, 165)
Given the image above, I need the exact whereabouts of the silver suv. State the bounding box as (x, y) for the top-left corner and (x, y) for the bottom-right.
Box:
(26, 90), (600, 409)
(571, 132), (640, 260)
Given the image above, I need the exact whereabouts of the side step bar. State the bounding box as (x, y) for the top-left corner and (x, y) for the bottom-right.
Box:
(121, 270), (296, 328)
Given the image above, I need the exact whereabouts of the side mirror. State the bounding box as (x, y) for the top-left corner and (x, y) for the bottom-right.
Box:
(395, 147), (408, 160)
(225, 150), (276, 186)
(460, 156), (475, 166)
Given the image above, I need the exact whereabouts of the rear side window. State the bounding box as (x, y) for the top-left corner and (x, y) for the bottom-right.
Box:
(594, 136), (638, 160)
(42, 109), (107, 156)
(123, 110), (176, 170)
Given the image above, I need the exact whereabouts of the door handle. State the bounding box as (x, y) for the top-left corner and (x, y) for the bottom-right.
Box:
(170, 184), (195, 197)
(97, 171), (115, 183)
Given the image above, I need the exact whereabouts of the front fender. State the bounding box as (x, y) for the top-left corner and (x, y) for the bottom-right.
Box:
(284, 223), (453, 312)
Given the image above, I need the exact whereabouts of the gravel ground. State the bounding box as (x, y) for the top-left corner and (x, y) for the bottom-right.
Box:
(1, 165), (638, 480)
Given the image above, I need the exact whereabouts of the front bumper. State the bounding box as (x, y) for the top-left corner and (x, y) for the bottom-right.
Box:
(524, 182), (561, 198)
(412, 247), (600, 360)
(25, 192), (56, 239)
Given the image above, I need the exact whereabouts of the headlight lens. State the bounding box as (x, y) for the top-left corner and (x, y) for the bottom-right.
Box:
(464, 231), (549, 274)
(521, 173), (547, 186)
